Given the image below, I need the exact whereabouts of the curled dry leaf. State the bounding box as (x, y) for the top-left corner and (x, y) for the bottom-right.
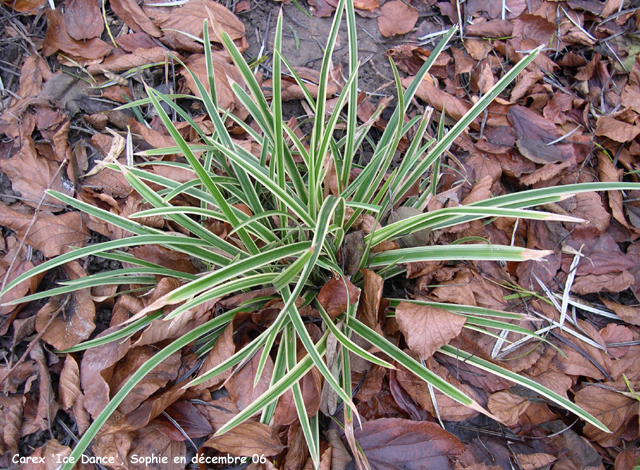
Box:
(396, 302), (467, 360)
(317, 276), (360, 319)
(356, 269), (384, 329)
(59, 354), (82, 411)
(571, 271), (635, 295)
(355, 418), (464, 470)
(203, 422), (286, 456)
(377, 1), (418, 37)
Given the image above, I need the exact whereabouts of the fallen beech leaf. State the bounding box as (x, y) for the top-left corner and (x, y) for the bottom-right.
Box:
(111, 0), (161, 37)
(59, 355), (82, 411)
(405, 78), (471, 123)
(466, 20), (514, 38)
(152, 400), (213, 440)
(516, 453), (556, 470)
(615, 447), (640, 470)
(575, 385), (639, 447)
(116, 32), (159, 51)
(487, 390), (531, 426)
(396, 302), (466, 360)
(0, 395), (22, 463)
(564, 192), (610, 231)
(396, 365), (481, 422)
(42, 8), (112, 59)
(0, 205), (90, 258)
(571, 271), (635, 295)
(356, 269), (384, 328)
(431, 270), (476, 306)
(204, 422), (285, 456)
(128, 426), (186, 470)
(226, 346), (273, 411)
(595, 116), (640, 142)
(317, 276), (360, 319)
(64, 0), (103, 40)
(109, 346), (180, 414)
(0, 239), (41, 316)
(36, 262), (96, 351)
(561, 227), (634, 275)
(0, 0), (45, 13)
(326, 429), (352, 470)
(144, 0), (245, 50)
(1, 137), (74, 212)
(600, 298), (640, 326)
(80, 320), (132, 418)
(106, 383), (186, 434)
(354, 418), (464, 470)
(87, 47), (176, 74)
(23, 344), (59, 436)
(194, 322), (235, 389)
(181, 53), (245, 114)
(377, 1), (418, 37)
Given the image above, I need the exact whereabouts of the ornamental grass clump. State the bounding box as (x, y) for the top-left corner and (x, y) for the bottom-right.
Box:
(2, 0), (638, 467)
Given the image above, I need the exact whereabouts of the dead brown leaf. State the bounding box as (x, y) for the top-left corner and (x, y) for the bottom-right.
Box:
(64, 0), (103, 40)
(0, 0), (44, 13)
(571, 271), (635, 295)
(575, 384), (639, 447)
(181, 53), (245, 115)
(396, 364), (483, 422)
(80, 317), (132, 418)
(317, 276), (360, 319)
(42, 8), (112, 59)
(226, 346), (273, 411)
(516, 453), (556, 470)
(595, 116), (640, 142)
(355, 418), (464, 470)
(59, 355), (81, 411)
(396, 301), (466, 360)
(151, 400), (213, 440)
(203, 422), (285, 456)
(1, 137), (74, 211)
(194, 322), (235, 389)
(356, 269), (384, 328)
(0, 204), (90, 258)
(0, 395), (22, 466)
(128, 425), (186, 470)
(87, 47), (176, 75)
(36, 262), (96, 350)
(111, 0), (161, 37)
(144, 0), (245, 51)
(487, 390), (531, 427)
(109, 346), (180, 414)
(377, 1), (418, 37)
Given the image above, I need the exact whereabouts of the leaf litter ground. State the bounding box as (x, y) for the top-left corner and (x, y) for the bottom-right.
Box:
(1, 0), (640, 469)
